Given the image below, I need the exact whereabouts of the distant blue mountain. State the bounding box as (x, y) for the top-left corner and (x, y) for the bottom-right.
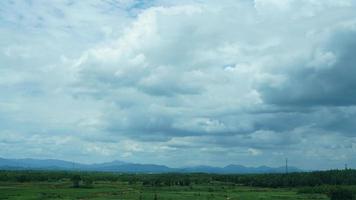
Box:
(89, 161), (173, 173)
(181, 164), (301, 174)
(181, 165), (222, 173)
(0, 157), (302, 174)
(0, 158), (87, 170)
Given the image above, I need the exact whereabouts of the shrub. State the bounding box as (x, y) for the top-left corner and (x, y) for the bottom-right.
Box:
(328, 187), (354, 200)
(83, 177), (94, 188)
(70, 175), (81, 188)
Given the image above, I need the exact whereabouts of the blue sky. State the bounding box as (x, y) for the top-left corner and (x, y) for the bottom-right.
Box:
(1, 0), (356, 169)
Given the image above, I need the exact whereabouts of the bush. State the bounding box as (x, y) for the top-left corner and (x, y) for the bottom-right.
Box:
(328, 187), (354, 200)
(83, 177), (94, 188)
(16, 175), (30, 183)
(70, 175), (81, 188)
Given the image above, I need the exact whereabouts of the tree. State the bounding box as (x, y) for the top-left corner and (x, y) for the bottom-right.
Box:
(71, 175), (81, 188)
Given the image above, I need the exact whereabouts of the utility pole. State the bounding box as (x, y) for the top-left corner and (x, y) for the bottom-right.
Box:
(345, 163), (348, 170)
(285, 158), (288, 174)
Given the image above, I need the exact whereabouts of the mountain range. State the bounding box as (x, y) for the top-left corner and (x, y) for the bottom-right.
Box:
(0, 157), (302, 174)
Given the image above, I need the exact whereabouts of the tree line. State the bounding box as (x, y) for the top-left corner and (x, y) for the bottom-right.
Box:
(0, 169), (355, 188)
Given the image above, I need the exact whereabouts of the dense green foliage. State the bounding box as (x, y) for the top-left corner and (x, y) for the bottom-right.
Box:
(0, 169), (355, 187)
(0, 169), (355, 199)
(214, 169), (356, 187)
(328, 188), (354, 200)
(299, 185), (356, 200)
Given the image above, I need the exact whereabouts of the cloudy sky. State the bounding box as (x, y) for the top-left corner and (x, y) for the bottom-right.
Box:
(1, 0), (356, 170)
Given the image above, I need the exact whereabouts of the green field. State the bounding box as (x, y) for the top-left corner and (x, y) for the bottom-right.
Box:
(2, 170), (355, 199)
(0, 181), (328, 200)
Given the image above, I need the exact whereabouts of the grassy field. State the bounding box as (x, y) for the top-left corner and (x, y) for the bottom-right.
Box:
(0, 181), (328, 200)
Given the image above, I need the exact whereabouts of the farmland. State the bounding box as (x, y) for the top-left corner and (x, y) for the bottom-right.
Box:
(0, 180), (327, 200)
(1, 170), (355, 199)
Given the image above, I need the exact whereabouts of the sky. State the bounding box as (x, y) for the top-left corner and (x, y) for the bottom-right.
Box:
(1, 0), (356, 170)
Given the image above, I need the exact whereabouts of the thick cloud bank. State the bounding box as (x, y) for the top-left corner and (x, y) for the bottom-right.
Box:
(1, 0), (356, 169)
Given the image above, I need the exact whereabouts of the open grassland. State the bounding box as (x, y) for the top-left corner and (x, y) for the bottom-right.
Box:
(0, 181), (328, 200)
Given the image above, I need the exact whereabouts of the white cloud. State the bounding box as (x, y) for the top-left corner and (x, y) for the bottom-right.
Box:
(248, 148), (262, 156)
(1, 0), (356, 169)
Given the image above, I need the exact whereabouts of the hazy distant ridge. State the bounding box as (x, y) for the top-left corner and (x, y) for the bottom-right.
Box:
(0, 158), (301, 174)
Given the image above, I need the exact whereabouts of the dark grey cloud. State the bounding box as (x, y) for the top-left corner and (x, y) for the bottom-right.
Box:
(260, 26), (356, 107)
